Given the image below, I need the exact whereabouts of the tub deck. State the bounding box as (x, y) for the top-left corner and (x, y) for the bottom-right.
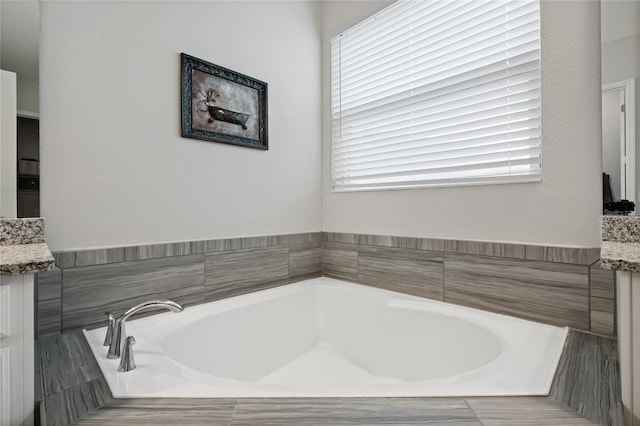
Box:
(37, 330), (620, 426)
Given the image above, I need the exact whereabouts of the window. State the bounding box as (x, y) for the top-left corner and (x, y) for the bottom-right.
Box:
(331, 0), (541, 191)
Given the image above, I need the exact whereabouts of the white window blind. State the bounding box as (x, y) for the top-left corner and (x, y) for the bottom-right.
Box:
(331, 0), (541, 192)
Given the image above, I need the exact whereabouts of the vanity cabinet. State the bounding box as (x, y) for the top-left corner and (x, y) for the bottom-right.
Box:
(0, 218), (54, 426)
(616, 271), (640, 426)
(0, 274), (35, 426)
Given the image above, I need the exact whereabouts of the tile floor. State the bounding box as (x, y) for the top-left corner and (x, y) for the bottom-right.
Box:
(37, 331), (614, 425)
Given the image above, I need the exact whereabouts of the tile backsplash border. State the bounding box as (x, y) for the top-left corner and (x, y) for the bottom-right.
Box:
(37, 232), (613, 339)
(323, 232), (601, 265)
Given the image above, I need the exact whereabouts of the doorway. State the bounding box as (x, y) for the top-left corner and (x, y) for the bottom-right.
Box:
(16, 115), (39, 217)
(602, 79), (636, 211)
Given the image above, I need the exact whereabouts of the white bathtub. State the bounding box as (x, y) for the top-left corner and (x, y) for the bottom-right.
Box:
(84, 277), (568, 398)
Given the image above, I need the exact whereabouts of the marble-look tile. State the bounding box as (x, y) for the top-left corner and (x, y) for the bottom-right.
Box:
(0, 217), (45, 245)
(206, 233), (322, 253)
(467, 397), (597, 425)
(590, 261), (615, 299)
(289, 243), (322, 283)
(590, 262), (616, 336)
(323, 242), (358, 281)
(444, 254), (589, 328)
(206, 236), (271, 252)
(53, 250), (77, 269)
(358, 234), (395, 247)
(73, 399), (237, 425)
(75, 247), (126, 267)
(525, 245), (600, 265)
(232, 398), (480, 425)
(54, 241), (206, 269)
(549, 330), (622, 426)
(53, 234), (320, 268)
(391, 236), (422, 250)
(445, 239), (458, 252)
(205, 247), (289, 301)
(448, 240), (526, 259)
(590, 297), (615, 335)
(62, 255), (205, 331)
(34, 341), (42, 402)
(37, 267), (62, 338)
(43, 378), (112, 426)
(282, 232), (322, 246)
(358, 234), (441, 251)
(323, 232), (359, 244)
(601, 215), (640, 242)
(39, 331), (113, 425)
(418, 238), (446, 252)
(124, 241), (205, 262)
(53, 248), (124, 269)
(358, 246), (444, 300)
(39, 331), (104, 397)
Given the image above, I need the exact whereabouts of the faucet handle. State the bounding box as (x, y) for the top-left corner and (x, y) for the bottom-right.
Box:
(103, 312), (116, 346)
(118, 336), (136, 372)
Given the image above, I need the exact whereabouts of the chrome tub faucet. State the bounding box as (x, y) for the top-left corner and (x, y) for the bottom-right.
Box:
(103, 300), (184, 364)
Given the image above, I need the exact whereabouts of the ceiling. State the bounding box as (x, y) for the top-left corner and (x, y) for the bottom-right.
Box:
(0, 0), (39, 79)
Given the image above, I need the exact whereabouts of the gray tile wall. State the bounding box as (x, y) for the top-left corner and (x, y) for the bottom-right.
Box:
(321, 232), (606, 335)
(39, 233), (322, 335)
(444, 254), (589, 329)
(322, 242), (358, 281)
(63, 255), (206, 330)
(549, 330), (622, 425)
(36, 267), (62, 337)
(205, 247), (289, 302)
(37, 231), (607, 337)
(589, 261), (616, 335)
(358, 246), (443, 300)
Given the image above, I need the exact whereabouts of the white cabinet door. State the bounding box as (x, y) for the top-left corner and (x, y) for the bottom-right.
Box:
(0, 347), (10, 425)
(0, 274), (34, 426)
(617, 271), (640, 426)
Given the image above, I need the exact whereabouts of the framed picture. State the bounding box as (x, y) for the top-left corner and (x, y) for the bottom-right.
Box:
(181, 53), (268, 150)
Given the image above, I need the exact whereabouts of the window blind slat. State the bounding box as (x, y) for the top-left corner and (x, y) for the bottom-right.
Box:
(338, 85), (541, 138)
(334, 140), (541, 175)
(338, 52), (540, 116)
(334, 156), (540, 183)
(341, 7), (539, 83)
(334, 129), (541, 163)
(331, 0), (541, 191)
(340, 0), (536, 65)
(341, 41), (540, 110)
(336, 116), (541, 155)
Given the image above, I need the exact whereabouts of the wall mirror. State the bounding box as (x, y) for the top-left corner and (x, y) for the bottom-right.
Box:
(601, 0), (640, 214)
(0, 0), (40, 217)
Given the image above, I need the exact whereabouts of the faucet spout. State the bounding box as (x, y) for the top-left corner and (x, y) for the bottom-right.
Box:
(119, 300), (183, 322)
(106, 300), (184, 359)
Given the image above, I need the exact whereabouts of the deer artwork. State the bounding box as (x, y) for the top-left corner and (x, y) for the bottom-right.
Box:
(199, 88), (250, 130)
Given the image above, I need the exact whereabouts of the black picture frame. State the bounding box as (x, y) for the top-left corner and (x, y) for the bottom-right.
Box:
(181, 53), (268, 150)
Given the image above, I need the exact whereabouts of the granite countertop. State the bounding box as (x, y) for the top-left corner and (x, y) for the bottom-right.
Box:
(601, 215), (640, 273)
(0, 243), (54, 275)
(600, 241), (640, 273)
(0, 217), (55, 276)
